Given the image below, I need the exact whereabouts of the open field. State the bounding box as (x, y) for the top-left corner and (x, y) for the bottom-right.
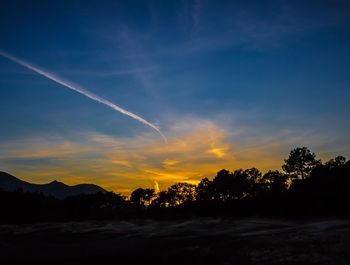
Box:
(1, 218), (350, 265)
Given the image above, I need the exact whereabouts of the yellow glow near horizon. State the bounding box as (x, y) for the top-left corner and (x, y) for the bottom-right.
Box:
(1, 118), (333, 196)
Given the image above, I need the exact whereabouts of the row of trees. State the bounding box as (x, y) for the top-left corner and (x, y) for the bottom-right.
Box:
(130, 147), (347, 208)
(1, 147), (349, 222)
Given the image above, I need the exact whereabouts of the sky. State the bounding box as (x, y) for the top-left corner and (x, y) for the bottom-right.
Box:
(0, 0), (350, 194)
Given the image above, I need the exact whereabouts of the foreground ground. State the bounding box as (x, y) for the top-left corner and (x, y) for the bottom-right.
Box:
(1, 218), (350, 265)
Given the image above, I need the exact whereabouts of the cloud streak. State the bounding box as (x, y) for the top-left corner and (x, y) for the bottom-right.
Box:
(0, 50), (167, 143)
(1, 116), (348, 195)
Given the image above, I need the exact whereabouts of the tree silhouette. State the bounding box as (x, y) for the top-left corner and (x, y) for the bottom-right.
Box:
(195, 177), (214, 201)
(282, 147), (320, 180)
(243, 167), (262, 197)
(261, 170), (288, 194)
(212, 169), (250, 201)
(151, 190), (170, 208)
(130, 188), (156, 207)
(325, 156), (346, 169)
(166, 182), (196, 206)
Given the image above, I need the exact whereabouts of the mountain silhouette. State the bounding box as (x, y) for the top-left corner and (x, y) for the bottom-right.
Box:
(0, 171), (107, 199)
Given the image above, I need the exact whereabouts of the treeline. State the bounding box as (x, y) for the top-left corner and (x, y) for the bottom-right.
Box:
(1, 147), (350, 223)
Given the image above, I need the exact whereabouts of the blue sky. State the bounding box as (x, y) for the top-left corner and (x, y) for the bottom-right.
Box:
(1, 0), (350, 193)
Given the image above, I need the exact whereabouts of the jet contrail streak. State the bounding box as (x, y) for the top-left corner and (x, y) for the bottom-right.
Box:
(0, 51), (167, 143)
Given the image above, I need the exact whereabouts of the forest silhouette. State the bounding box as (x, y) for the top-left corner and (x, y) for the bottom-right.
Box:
(1, 147), (349, 223)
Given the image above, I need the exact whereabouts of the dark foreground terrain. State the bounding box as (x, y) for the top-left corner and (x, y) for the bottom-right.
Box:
(1, 218), (350, 265)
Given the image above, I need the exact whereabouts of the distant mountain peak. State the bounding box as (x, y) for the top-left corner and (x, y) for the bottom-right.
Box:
(47, 180), (67, 186)
(0, 171), (107, 199)
(0, 171), (20, 180)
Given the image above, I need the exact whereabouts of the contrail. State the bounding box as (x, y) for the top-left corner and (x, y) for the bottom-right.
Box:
(0, 50), (167, 143)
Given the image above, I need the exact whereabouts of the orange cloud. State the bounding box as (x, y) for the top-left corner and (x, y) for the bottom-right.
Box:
(207, 147), (227, 158)
(162, 159), (179, 166)
(1, 117), (336, 195)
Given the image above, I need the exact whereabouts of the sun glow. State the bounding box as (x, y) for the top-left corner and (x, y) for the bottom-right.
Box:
(0, 118), (293, 195)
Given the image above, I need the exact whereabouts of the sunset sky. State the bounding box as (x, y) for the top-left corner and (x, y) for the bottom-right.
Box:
(1, 0), (350, 194)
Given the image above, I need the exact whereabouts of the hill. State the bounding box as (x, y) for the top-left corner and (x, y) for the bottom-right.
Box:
(0, 171), (107, 199)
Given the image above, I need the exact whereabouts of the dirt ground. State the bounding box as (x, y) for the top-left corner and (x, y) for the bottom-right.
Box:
(1, 218), (350, 265)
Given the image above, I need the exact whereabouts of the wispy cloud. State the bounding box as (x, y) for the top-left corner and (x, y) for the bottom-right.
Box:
(1, 113), (347, 195)
(114, 1), (350, 58)
(111, 26), (162, 98)
(192, 0), (202, 33)
(0, 51), (166, 142)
